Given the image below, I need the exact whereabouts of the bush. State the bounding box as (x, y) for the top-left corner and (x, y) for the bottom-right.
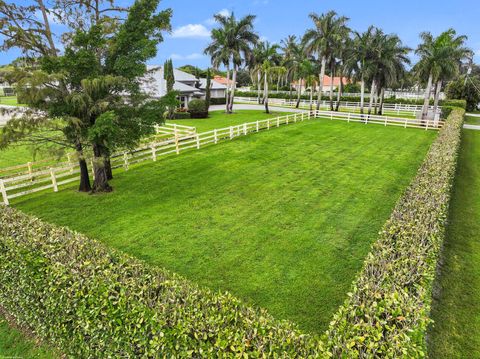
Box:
(0, 206), (325, 357)
(441, 99), (467, 109)
(445, 76), (480, 111)
(210, 97), (226, 105)
(322, 108), (465, 357)
(188, 99), (208, 118)
(174, 111), (191, 119)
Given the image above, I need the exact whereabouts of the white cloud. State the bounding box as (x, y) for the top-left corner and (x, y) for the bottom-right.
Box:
(171, 24), (211, 38)
(205, 9), (231, 25)
(170, 53), (204, 60)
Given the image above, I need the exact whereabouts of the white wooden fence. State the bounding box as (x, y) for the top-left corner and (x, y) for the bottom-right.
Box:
(0, 110), (443, 205)
(154, 123), (196, 138)
(235, 97), (441, 117)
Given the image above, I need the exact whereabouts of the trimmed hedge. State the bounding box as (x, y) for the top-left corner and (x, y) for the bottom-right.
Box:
(188, 99), (208, 118)
(441, 99), (466, 109)
(210, 97), (227, 105)
(322, 108), (465, 357)
(0, 207), (324, 357)
(174, 111), (191, 119)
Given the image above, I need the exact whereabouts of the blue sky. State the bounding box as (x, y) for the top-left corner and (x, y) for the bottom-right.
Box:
(1, 0), (479, 67)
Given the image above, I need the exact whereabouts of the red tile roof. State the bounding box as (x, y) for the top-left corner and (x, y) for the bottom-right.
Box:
(213, 75), (235, 86)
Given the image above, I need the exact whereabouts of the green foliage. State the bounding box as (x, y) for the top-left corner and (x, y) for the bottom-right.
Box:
(445, 76), (480, 111)
(209, 97), (227, 105)
(163, 59), (175, 93)
(343, 83), (361, 93)
(174, 111), (191, 119)
(322, 108), (464, 357)
(0, 206), (325, 357)
(187, 99), (208, 118)
(441, 99), (467, 109)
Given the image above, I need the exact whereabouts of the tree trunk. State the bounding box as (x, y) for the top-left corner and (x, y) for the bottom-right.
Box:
(309, 81), (313, 111)
(257, 70), (262, 104)
(373, 87), (379, 115)
(368, 79), (376, 115)
(91, 144), (112, 193)
(225, 63), (231, 113)
(360, 76), (365, 114)
(104, 156), (113, 181)
(264, 72), (269, 114)
(335, 75), (343, 111)
(316, 55), (326, 110)
(421, 73), (433, 120)
(433, 79), (442, 125)
(329, 65), (335, 111)
(229, 65), (237, 113)
(76, 142), (91, 192)
(296, 79), (301, 108)
(378, 87), (385, 115)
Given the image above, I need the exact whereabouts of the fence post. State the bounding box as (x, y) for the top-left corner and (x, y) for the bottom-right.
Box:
(196, 134), (200, 149)
(175, 134), (180, 154)
(404, 117), (408, 128)
(256, 120), (259, 132)
(347, 113), (351, 123)
(123, 153), (129, 170)
(267, 119), (270, 130)
(294, 113), (297, 123)
(27, 162), (33, 181)
(425, 119), (429, 131)
(384, 116), (388, 126)
(230, 126), (233, 139)
(67, 153), (74, 173)
(214, 129), (218, 144)
(151, 144), (157, 161)
(50, 168), (58, 192)
(0, 179), (9, 206)
(243, 123), (247, 135)
(277, 117), (280, 127)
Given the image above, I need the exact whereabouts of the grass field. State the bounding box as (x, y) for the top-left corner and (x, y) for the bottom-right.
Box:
(13, 119), (435, 333)
(0, 314), (55, 358)
(0, 96), (23, 106)
(428, 129), (480, 358)
(168, 109), (290, 132)
(465, 115), (480, 126)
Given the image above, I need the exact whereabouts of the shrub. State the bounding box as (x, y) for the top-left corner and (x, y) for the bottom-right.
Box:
(441, 99), (467, 109)
(210, 97), (226, 105)
(174, 111), (191, 119)
(0, 206), (325, 357)
(188, 99), (208, 118)
(322, 108), (465, 357)
(445, 76), (480, 111)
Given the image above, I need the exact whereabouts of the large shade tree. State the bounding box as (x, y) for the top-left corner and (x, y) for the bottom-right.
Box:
(0, 0), (172, 192)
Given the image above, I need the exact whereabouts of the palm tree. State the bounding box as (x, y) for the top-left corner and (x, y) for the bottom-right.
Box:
(299, 59), (317, 111)
(303, 11), (349, 111)
(415, 29), (471, 119)
(205, 12), (258, 114)
(256, 41), (282, 113)
(281, 35), (298, 100)
(348, 26), (376, 114)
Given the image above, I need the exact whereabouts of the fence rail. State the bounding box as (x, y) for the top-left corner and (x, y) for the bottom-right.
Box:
(0, 110), (443, 205)
(235, 97), (441, 116)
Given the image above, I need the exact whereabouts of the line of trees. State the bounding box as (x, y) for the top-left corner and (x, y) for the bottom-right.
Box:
(204, 10), (473, 118)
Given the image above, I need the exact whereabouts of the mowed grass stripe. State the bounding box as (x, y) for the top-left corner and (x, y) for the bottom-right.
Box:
(428, 129), (480, 358)
(14, 119), (435, 333)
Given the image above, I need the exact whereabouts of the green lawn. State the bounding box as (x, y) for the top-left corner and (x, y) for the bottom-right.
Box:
(168, 109), (290, 132)
(0, 314), (55, 358)
(13, 119), (435, 333)
(428, 129), (480, 358)
(465, 115), (480, 126)
(0, 96), (23, 106)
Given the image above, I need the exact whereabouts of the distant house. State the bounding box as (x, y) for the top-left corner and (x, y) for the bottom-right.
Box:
(212, 75), (236, 87)
(141, 66), (227, 108)
(292, 75), (350, 92)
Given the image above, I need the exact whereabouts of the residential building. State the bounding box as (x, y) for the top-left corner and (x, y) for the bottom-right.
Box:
(141, 66), (227, 108)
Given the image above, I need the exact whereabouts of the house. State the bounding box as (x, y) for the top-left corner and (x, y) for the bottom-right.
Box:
(212, 75), (236, 87)
(141, 66), (227, 108)
(292, 75), (350, 92)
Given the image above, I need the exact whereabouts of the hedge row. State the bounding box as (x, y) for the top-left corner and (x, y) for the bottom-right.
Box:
(322, 108), (465, 357)
(235, 91), (463, 106)
(0, 207), (325, 357)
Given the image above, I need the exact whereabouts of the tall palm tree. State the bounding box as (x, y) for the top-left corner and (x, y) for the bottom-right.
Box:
(256, 41), (282, 113)
(205, 12), (258, 114)
(281, 35), (298, 100)
(347, 26), (376, 114)
(415, 29), (471, 119)
(303, 11), (349, 111)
